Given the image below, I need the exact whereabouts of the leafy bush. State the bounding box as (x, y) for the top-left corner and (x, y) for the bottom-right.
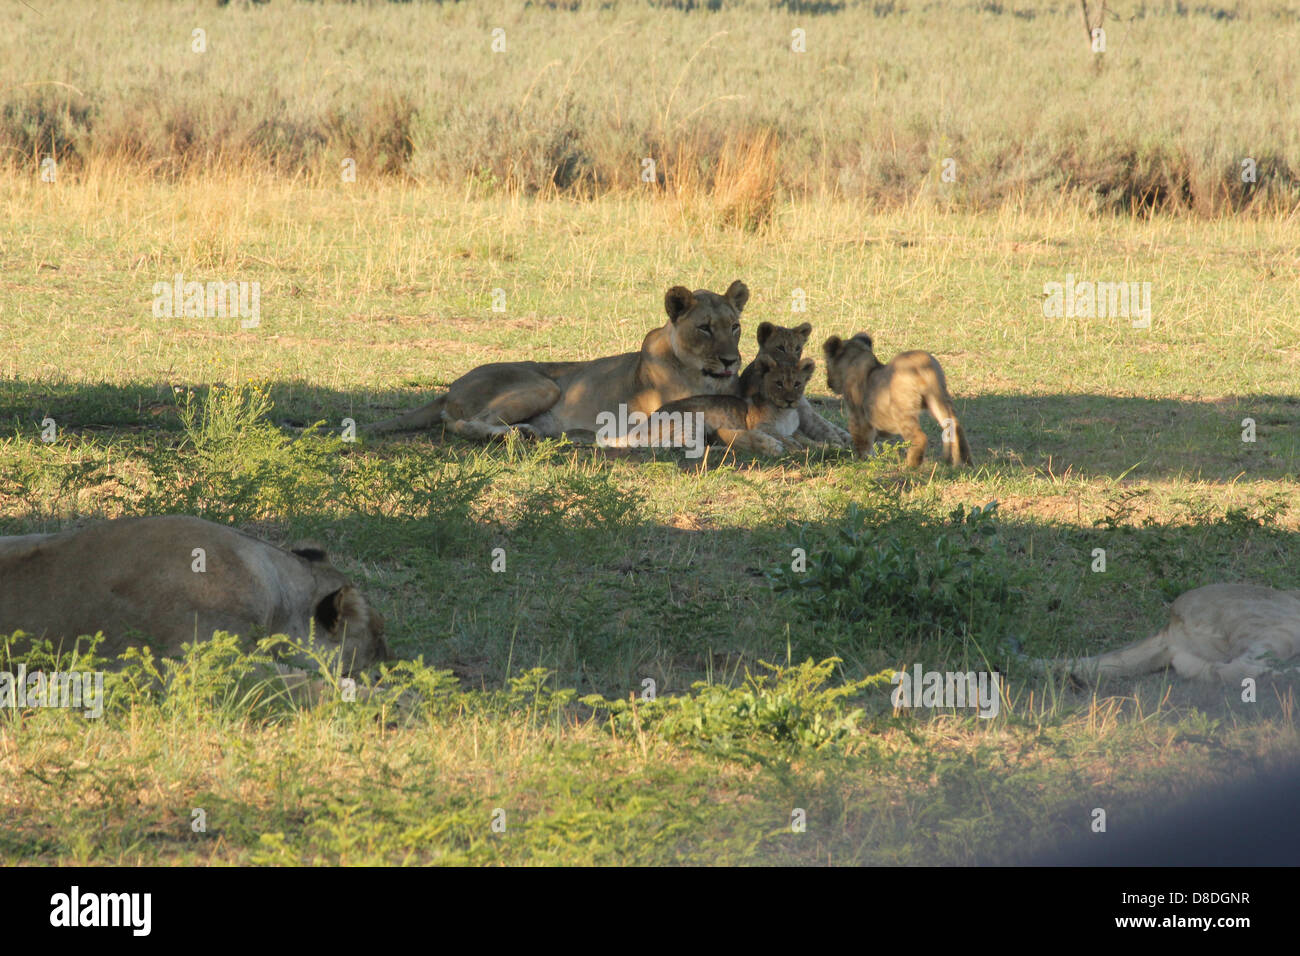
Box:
(769, 501), (1024, 638)
(140, 383), (344, 523)
(582, 658), (894, 759)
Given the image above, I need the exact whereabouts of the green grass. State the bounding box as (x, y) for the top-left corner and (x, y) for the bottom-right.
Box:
(1, 1), (1298, 865)
(2, 177), (1296, 863)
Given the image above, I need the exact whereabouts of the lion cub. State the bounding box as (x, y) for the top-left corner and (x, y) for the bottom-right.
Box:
(738, 321), (812, 399)
(822, 333), (972, 467)
(658, 353), (816, 456)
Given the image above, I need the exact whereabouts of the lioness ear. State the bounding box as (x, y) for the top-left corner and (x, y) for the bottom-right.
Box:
(665, 286), (695, 323)
(793, 322), (812, 343)
(823, 335), (843, 359)
(724, 280), (749, 313)
(756, 321), (775, 347)
(798, 357), (816, 376)
(292, 543), (328, 563)
(314, 588), (343, 634)
(851, 332), (874, 350)
(316, 586), (372, 637)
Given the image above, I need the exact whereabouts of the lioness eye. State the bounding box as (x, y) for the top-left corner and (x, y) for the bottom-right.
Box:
(732, 325), (740, 335)
(697, 325), (711, 336)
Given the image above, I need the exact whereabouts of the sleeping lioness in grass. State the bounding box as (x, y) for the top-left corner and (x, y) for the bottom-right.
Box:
(822, 332), (972, 467)
(1038, 584), (1300, 687)
(367, 282), (850, 448)
(655, 353), (817, 456)
(0, 515), (389, 677)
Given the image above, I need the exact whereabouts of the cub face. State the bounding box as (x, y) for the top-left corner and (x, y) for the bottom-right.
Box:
(821, 333), (879, 394)
(756, 321), (812, 364)
(757, 354), (816, 408)
(664, 280), (747, 381)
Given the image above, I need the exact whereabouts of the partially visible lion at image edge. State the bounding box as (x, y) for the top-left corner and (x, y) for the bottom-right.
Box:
(368, 281), (851, 447)
(0, 515), (389, 676)
(1038, 583), (1300, 686)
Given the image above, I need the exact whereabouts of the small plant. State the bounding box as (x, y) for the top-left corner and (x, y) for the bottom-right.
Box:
(583, 657), (894, 760)
(513, 469), (643, 536)
(770, 501), (1024, 638)
(141, 383), (344, 522)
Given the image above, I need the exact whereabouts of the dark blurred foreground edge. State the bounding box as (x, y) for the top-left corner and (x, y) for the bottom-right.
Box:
(1029, 762), (1300, 866)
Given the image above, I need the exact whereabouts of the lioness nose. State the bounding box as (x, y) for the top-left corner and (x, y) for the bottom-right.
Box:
(721, 356), (739, 369)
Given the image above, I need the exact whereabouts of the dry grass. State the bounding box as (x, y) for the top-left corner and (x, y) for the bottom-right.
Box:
(4, 1), (1300, 214)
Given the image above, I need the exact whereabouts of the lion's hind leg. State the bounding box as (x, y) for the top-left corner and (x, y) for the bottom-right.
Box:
(1208, 648), (1281, 687)
(899, 421), (928, 468)
(447, 377), (563, 442)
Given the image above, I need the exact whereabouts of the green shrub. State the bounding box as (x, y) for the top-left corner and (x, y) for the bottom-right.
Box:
(770, 501), (1025, 639)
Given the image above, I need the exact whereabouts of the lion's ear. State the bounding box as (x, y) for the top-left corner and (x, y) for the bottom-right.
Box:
(793, 322), (812, 343)
(314, 589), (343, 634)
(315, 586), (369, 636)
(851, 332), (874, 350)
(292, 543), (328, 563)
(798, 357), (816, 377)
(823, 335), (844, 358)
(665, 286), (695, 323)
(725, 280), (749, 313)
(756, 321), (775, 347)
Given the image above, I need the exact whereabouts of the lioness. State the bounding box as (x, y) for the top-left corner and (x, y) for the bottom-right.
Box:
(369, 282), (747, 439)
(1041, 584), (1300, 687)
(367, 282), (850, 447)
(656, 354), (817, 456)
(0, 515), (389, 676)
(822, 332), (972, 467)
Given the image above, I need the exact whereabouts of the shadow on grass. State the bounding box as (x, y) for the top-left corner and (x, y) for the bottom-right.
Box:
(2, 486), (1296, 711)
(1, 378), (1295, 479)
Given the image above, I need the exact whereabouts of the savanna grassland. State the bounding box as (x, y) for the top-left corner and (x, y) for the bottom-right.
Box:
(1, 0), (1298, 866)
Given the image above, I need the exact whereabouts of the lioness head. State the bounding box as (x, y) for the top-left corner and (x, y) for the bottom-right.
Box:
(757, 353), (816, 408)
(664, 280), (747, 381)
(293, 545), (390, 672)
(756, 321), (812, 364)
(822, 333), (881, 394)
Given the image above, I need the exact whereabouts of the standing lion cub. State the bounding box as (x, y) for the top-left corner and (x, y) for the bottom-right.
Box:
(822, 332), (972, 467)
